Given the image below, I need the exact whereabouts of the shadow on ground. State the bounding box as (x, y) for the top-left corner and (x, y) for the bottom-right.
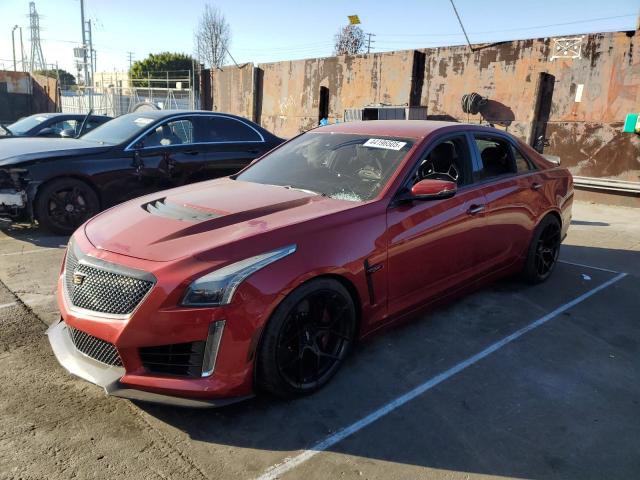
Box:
(137, 246), (640, 480)
(0, 220), (68, 248)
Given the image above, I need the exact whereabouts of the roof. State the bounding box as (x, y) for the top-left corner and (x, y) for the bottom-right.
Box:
(314, 120), (466, 139)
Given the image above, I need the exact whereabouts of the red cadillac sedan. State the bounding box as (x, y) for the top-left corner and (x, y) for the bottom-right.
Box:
(48, 121), (573, 407)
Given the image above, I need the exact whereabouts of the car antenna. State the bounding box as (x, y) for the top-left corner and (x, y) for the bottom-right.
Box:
(76, 109), (93, 138)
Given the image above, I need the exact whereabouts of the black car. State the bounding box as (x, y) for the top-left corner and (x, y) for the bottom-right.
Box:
(0, 113), (112, 139)
(0, 110), (283, 234)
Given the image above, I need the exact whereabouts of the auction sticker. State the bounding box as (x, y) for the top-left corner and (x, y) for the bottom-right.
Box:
(363, 138), (407, 150)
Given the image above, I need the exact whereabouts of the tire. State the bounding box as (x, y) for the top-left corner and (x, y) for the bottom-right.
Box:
(522, 214), (562, 284)
(35, 178), (100, 235)
(256, 278), (357, 398)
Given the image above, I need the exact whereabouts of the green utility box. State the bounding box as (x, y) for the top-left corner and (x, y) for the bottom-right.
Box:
(623, 113), (640, 134)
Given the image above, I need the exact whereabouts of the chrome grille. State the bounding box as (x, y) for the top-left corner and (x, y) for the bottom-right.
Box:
(68, 325), (123, 367)
(64, 246), (153, 316)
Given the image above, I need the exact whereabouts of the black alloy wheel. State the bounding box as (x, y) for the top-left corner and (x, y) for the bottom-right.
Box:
(523, 215), (562, 283)
(257, 278), (356, 397)
(36, 178), (100, 235)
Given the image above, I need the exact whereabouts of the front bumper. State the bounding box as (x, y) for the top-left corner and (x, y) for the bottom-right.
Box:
(47, 319), (252, 408)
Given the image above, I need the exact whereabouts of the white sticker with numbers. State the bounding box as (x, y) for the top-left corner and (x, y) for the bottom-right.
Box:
(363, 138), (407, 151)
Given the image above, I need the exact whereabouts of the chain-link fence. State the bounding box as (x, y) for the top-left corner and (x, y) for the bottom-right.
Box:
(60, 76), (198, 117)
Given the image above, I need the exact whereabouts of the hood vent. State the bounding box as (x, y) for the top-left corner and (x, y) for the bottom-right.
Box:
(142, 197), (222, 222)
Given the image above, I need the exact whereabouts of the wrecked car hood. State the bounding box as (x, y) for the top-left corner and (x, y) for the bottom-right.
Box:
(0, 138), (112, 166)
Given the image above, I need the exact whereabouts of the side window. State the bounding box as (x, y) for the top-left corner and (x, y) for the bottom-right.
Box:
(197, 116), (262, 143)
(415, 135), (472, 186)
(49, 120), (77, 135)
(474, 136), (516, 180)
(511, 145), (535, 173)
(140, 119), (194, 148)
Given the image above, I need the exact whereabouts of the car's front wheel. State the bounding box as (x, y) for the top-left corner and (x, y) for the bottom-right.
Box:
(256, 278), (357, 397)
(35, 178), (100, 235)
(522, 214), (562, 283)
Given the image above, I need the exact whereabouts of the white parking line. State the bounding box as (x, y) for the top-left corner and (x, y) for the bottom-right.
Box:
(256, 272), (627, 480)
(558, 259), (621, 274)
(0, 302), (17, 310)
(0, 248), (63, 257)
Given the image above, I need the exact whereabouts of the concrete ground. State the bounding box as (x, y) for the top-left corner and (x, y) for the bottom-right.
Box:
(0, 200), (638, 480)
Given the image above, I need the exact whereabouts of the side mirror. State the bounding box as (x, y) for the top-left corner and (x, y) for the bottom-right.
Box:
(59, 128), (76, 138)
(410, 179), (457, 200)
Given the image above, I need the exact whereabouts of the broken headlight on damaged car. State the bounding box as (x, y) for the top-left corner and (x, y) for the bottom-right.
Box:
(181, 245), (297, 307)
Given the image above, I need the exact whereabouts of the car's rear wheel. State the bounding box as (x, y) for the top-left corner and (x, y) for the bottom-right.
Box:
(35, 178), (100, 235)
(256, 278), (356, 397)
(522, 214), (562, 283)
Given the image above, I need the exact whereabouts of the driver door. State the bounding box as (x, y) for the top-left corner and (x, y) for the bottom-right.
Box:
(132, 117), (197, 194)
(385, 134), (488, 317)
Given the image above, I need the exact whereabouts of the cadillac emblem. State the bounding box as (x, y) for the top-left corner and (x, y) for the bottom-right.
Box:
(72, 271), (87, 286)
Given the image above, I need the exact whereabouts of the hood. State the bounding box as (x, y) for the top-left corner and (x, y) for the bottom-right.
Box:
(0, 138), (112, 166)
(84, 178), (357, 262)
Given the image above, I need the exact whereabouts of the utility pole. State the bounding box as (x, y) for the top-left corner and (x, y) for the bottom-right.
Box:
(127, 52), (134, 70)
(12, 25), (18, 71)
(79, 0), (89, 89)
(19, 27), (25, 71)
(366, 32), (376, 54)
(86, 19), (94, 87)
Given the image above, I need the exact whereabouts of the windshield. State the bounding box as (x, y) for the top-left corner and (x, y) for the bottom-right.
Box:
(81, 113), (157, 145)
(7, 115), (48, 135)
(236, 132), (414, 202)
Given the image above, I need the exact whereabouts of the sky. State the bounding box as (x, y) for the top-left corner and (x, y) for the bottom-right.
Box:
(0, 0), (637, 76)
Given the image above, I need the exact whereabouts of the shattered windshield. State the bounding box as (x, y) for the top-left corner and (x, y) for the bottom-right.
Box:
(236, 132), (414, 202)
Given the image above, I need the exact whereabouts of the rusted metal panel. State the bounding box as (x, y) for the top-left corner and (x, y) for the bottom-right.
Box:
(259, 51), (415, 137)
(0, 71), (31, 94)
(201, 30), (639, 181)
(210, 64), (255, 121)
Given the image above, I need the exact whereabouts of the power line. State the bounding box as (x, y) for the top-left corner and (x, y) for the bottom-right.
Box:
(449, 0), (473, 51)
(374, 13), (637, 38)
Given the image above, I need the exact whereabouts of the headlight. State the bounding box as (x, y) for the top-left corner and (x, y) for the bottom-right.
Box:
(181, 245), (297, 307)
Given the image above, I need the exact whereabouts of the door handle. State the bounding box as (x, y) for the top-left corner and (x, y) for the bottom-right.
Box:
(467, 204), (486, 215)
(184, 150), (199, 156)
(247, 148), (260, 154)
(531, 182), (543, 190)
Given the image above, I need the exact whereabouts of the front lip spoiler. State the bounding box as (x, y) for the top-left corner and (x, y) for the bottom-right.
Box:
(46, 320), (252, 408)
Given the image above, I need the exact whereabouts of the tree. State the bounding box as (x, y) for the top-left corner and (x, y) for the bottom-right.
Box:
(194, 4), (231, 69)
(129, 52), (195, 88)
(333, 25), (366, 55)
(35, 68), (76, 89)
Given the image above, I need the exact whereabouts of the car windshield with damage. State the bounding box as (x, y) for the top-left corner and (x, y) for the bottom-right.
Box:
(80, 114), (157, 145)
(235, 132), (414, 202)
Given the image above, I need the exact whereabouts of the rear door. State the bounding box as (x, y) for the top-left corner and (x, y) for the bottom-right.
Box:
(470, 133), (542, 270)
(187, 115), (269, 181)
